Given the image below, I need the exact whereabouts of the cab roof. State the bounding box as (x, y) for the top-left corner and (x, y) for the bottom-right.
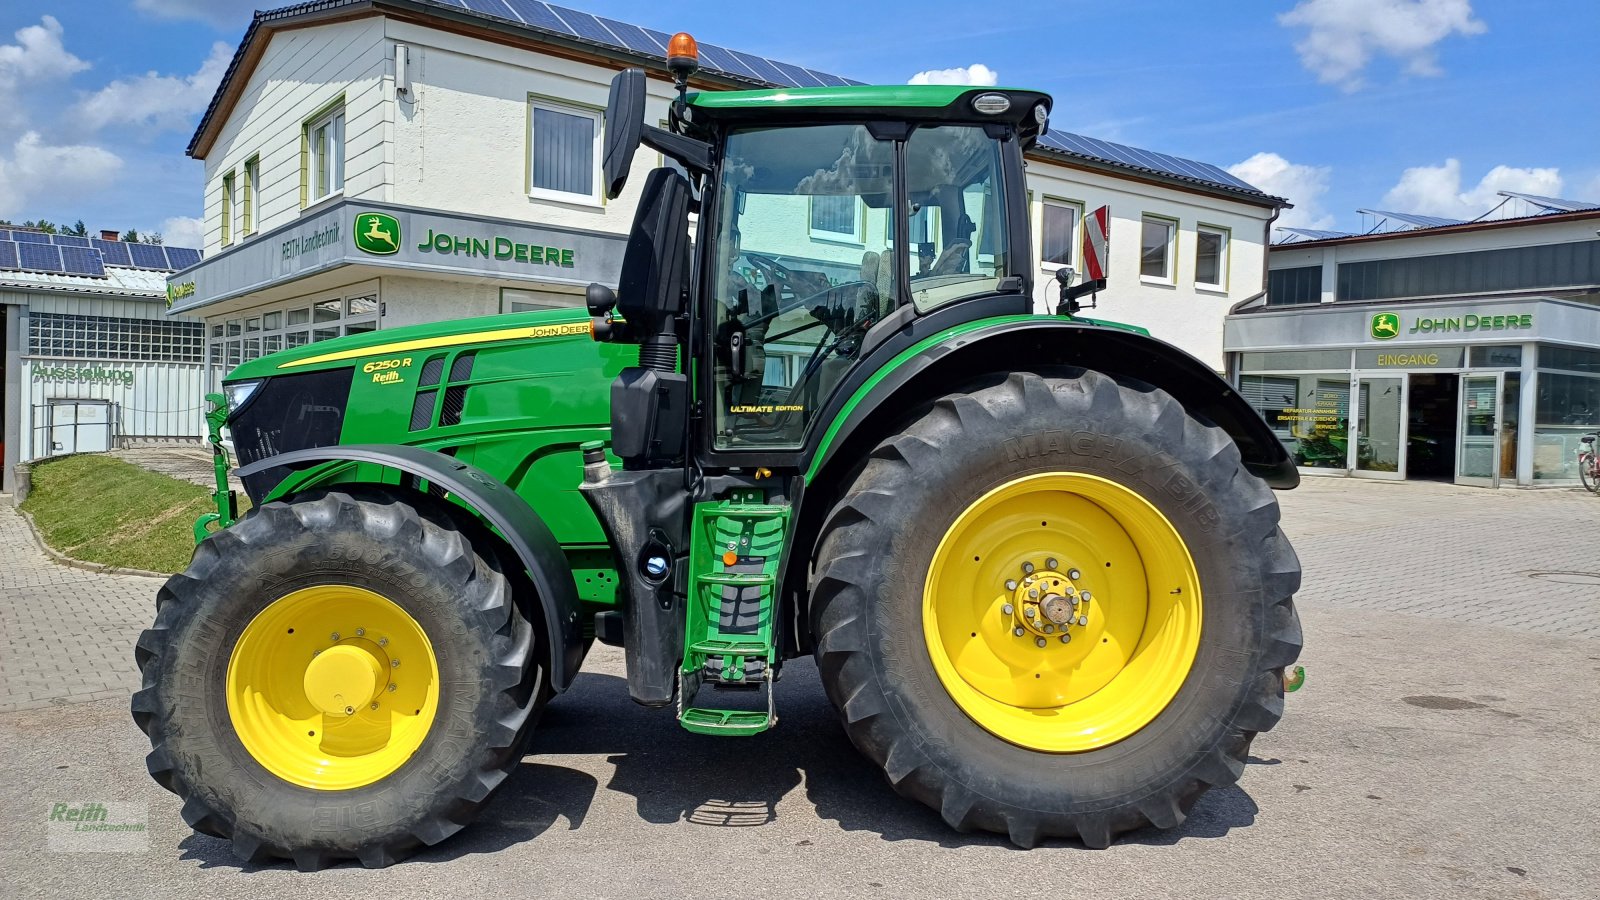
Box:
(687, 85), (1050, 132)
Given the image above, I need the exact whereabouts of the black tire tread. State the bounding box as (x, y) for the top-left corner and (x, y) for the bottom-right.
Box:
(132, 490), (540, 869)
(810, 370), (1303, 849)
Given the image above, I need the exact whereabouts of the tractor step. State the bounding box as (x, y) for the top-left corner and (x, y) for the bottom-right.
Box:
(678, 490), (790, 736)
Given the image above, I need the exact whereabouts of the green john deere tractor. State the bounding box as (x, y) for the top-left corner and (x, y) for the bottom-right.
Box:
(133, 38), (1302, 868)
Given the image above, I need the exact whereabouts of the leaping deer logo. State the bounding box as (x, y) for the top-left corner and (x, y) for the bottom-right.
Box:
(355, 212), (401, 255)
(362, 217), (395, 250)
(1371, 313), (1400, 340)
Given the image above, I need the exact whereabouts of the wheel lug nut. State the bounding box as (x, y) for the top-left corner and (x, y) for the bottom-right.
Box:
(370, 702), (379, 710)
(1070, 596), (1079, 607)
(392, 659), (401, 668)
(1005, 579), (1018, 591)
(1067, 568), (1081, 580)
(387, 683), (397, 692)
(378, 637), (388, 647)
(1043, 625), (1054, 634)
(1013, 627), (1026, 637)
(1035, 637), (1047, 648)
(1022, 562), (1035, 575)
(1081, 591), (1092, 602)
(1028, 588), (1039, 598)
(1002, 603), (1014, 615)
(355, 628), (365, 637)
(1077, 615), (1088, 626)
(1060, 634), (1071, 644)
(1046, 558), (1058, 570)
(330, 632), (340, 641)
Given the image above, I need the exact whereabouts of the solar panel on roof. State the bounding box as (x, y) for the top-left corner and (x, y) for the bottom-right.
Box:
(598, 17), (664, 55)
(0, 230), (10, 242)
(166, 247), (202, 269)
(497, 0), (572, 32)
(18, 242), (63, 273)
(696, 43), (761, 79)
(806, 68), (850, 88)
(128, 242), (170, 269)
(727, 49), (799, 87)
(92, 238), (132, 267)
(58, 246), (107, 277)
(770, 60), (826, 88)
(12, 230), (50, 244)
(51, 234), (90, 247)
(0, 241), (17, 270)
(546, 5), (621, 45)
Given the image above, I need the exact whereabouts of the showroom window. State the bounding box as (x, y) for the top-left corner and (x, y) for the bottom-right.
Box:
(1140, 215), (1176, 282)
(208, 289), (378, 376)
(529, 99), (600, 203)
(30, 313), (204, 363)
(1533, 344), (1600, 481)
(1040, 198), (1081, 268)
(1196, 225), (1229, 290)
(809, 195), (863, 243)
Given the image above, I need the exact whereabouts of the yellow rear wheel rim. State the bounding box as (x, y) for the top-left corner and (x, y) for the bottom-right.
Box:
(922, 472), (1202, 753)
(226, 585), (440, 790)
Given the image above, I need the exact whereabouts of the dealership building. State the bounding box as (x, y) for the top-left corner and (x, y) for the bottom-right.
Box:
(1226, 194), (1600, 487)
(0, 230), (205, 492)
(165, 0), (1285, 381)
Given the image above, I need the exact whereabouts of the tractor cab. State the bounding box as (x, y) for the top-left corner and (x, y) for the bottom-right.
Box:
(585, 41), (1050, 469)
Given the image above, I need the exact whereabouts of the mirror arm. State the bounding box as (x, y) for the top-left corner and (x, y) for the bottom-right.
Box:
(641, 123), (713, 173)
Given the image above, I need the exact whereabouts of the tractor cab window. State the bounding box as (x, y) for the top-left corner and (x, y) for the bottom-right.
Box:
(712, 124), (898, 450)
(904, 125), (1010, 312)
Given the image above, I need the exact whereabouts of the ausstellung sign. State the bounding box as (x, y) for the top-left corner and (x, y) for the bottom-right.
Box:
(167, 200), (624, 315)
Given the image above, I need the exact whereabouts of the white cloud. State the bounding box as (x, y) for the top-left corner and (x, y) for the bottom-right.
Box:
(908, 64), (998, 86)
(73, 42), (232, 134)
(1579, 173), (1600, 204)
(1279, 0), (1486, 90)
(0, 132), (123, 220)
(1381, 159), (1563, 219)
(1228, 152), (1335, 229)
(0, 15), (89, 91)
(156, 214), (204, 251)
(133, 0), (260, 29)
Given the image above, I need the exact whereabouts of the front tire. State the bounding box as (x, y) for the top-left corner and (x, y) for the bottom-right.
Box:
(1581, 451), (1597, 493)
(132, 491), (541, 869)
(810, 371), (1302, 847)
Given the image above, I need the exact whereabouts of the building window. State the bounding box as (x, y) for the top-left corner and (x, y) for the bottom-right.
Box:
(305, 104), (345, 206)
(529, 100), (599, 203)
(1268, 265), (1322, 306)
(1040, 198), (1081, 268)
(220, 172), (234, 246)
(501, 287), (583, 312)
(1196, 225), (1229, 290)
(809, 195), (862, 242)
(1337, 239), (1600, 302)
(242, 156), (259, 235)
(29, 312), (204, 363)
(1140, 215), (1176, 282)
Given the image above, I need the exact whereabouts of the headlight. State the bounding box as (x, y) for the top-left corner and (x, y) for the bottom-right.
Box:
(223, 379), (264, 415)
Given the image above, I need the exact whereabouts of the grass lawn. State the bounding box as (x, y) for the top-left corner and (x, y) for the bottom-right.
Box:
(21, 454), (244, 574)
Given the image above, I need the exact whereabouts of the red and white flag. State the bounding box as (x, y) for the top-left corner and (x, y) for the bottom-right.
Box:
(1082, 205), (1110, 282)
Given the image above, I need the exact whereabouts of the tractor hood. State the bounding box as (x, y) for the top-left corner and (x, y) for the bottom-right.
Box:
(224, 307), (595, 383)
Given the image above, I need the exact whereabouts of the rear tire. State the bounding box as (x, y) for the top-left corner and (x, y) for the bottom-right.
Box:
(1581, 451), (1597, 493)
(132, 490), (541, 869)
(810, 370), (1302, 847)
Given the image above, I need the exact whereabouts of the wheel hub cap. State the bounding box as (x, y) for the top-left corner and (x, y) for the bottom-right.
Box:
(303, 644), (386, 716)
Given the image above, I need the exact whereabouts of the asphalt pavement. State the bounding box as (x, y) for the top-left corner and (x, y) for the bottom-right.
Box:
(1, 477), (1597, 900)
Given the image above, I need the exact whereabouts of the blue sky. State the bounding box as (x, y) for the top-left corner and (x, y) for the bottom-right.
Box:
(1, 0), (1595, 248)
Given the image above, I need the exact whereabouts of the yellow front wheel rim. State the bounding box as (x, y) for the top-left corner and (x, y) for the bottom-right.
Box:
(226, 585), (440, 790)
(922, 472), (1202, 753)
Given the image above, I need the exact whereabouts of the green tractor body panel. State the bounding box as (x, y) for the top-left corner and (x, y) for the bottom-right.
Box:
(688, 84), (997, 110)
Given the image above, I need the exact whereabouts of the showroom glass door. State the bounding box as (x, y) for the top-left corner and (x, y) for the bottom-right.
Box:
(1353, 376), (1406, 479)
(1456, 373), (1502, 487)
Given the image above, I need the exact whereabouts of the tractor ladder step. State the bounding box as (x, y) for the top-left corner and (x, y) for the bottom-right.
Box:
(678, 493), (791, 736)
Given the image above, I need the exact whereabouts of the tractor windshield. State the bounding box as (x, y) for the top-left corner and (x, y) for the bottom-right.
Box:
(711, 123), (1011, 449)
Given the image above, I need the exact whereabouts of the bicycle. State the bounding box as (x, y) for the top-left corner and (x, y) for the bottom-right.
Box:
(1581, 433), (1599, 493)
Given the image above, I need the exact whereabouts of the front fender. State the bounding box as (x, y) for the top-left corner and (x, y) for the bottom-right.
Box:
(234, 444), (584, 692)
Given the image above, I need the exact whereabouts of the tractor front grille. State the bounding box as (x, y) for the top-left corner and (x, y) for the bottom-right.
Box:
(228, 368), (353, 503)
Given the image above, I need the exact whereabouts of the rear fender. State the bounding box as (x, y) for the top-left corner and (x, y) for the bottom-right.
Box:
(233, 444), (583, 691)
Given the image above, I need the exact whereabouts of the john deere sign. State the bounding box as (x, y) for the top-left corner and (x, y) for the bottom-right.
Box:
(166, 200), (626, 314)
(354, 212), (401, 255)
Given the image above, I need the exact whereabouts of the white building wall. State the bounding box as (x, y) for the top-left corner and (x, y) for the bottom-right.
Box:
(1023, 163), (1273, 370)
(384, 19), (675, 238)
(203, 18), (390, 254)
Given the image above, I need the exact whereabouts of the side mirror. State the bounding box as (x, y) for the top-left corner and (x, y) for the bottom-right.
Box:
(603, 69), (646, 200)
(616, 167), (693, 348)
